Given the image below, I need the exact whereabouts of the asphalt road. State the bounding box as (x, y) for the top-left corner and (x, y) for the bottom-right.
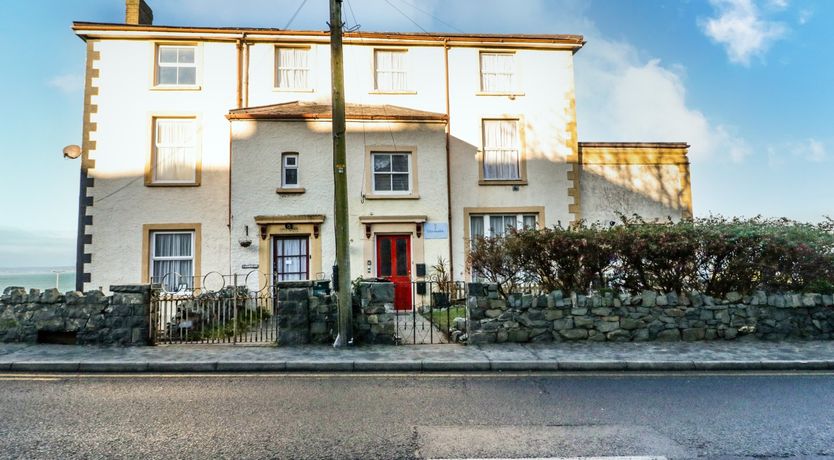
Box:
(1, 371), (833, 459)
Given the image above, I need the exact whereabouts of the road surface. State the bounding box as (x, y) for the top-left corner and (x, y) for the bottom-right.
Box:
(0, 371), (832, 459)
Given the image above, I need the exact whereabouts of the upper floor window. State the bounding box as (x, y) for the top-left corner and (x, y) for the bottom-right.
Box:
(482, 119), (520, 181)
(372, 152), (411, 194)
(374, 49), (408, 92)
(282, 152), (299, 187)
(156, 45), (197, 86)
(276, 47), (311, 90)
(479, 52), (515, 93)
(151, 118), (198, 185)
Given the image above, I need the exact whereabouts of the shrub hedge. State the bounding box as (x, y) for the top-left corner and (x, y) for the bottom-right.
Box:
(467, 216), (834, 297)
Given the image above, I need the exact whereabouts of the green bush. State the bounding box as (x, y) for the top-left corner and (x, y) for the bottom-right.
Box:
(467, 216), (834, 296)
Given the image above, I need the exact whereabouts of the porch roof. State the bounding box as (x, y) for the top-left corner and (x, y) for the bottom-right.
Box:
(227, 102), (448, 122)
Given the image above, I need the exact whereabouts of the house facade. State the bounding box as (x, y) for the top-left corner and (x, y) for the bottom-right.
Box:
(72, 1), (692, 296)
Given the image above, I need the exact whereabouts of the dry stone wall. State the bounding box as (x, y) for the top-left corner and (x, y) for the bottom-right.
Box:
(353, 282), (397, 345)
(0, 285), (151, 346)
(467, 283), (834, 344)
(275, 280), (337, 345)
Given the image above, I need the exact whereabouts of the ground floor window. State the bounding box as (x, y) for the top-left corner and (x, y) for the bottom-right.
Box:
(470, 214), (537, 239)
(150, 231), (194, 291)
(273, 236), (309, 281)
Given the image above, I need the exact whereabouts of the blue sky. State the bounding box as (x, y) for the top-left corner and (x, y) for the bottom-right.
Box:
(0, 0), (831, 267)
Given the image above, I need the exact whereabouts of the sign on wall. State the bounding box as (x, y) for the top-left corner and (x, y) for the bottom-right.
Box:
(424, 222), (449, 239)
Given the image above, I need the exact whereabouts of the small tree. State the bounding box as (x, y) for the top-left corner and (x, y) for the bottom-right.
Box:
(467, 235), (526, 298)
(429, 257), (455, 306)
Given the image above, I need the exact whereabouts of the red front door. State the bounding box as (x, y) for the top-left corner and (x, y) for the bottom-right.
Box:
(376, 235), (412, 311)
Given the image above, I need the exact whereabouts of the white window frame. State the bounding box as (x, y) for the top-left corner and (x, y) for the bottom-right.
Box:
(479, 51), (516, 93)
(371, 151), (412, 195)
(470, 214), (538, 239)
(373, 49), (409, 92)
(282, 152), (299, 187)
(275, 46), (312, 91)
(482, 119), (521, 181)
(155, 45), (198, 87)
(152, 118), (198, 185)
(149, 230), (195, 290)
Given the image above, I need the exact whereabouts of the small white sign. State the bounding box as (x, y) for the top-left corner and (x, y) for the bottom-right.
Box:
(241, 264), (259, 269)
(424, 222), (449, 239)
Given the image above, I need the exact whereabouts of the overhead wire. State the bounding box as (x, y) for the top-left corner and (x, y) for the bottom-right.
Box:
(345, 0), (360, 31)
(283, 0), (308, 30)
(395, 0), (464, 33)
(383, 0), (429, 33)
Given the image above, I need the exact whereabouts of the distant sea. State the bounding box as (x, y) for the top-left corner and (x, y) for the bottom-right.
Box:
(0, 267), (76, 293)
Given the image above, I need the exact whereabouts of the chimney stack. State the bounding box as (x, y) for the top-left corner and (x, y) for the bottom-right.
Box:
(126, 0), (153, 25)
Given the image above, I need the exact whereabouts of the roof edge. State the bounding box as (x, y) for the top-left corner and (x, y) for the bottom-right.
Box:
(579, 142), (690, 149)
(71, 22), (585, 48)
(227, 113), (447, 121)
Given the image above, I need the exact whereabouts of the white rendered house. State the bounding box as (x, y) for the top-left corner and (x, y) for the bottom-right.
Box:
(72, 1), (692, 306)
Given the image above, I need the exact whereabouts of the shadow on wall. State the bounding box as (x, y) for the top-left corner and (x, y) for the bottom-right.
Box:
(580, 163), (688, 224)
(448, 112), (690, 227)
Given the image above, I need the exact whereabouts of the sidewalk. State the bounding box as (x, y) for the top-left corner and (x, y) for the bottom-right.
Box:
(2, 340), (834, 373)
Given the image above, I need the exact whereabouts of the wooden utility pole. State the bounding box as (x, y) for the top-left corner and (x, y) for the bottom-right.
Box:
(330, 0), (353, 346)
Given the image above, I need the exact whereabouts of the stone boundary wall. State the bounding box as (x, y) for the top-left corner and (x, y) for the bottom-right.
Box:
(353, 282), (397, 344)
(0, 285), (151, 346)
(467, 283), (834, 344)
(276, 281), (337, 345)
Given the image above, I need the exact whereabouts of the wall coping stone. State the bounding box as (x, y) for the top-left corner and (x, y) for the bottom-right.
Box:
(110, 284), (152, 294)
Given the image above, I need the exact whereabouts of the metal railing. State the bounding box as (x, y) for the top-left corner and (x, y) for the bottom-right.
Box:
(390, 280), (468, 345)
(150, 272), (278, 345)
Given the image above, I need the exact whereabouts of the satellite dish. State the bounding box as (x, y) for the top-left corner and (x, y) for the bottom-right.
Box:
(63, 145), (81, 159)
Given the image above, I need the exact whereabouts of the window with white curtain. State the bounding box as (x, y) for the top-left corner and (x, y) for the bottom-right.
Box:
(153, 118), (197, 184)
(374, 49), (408, 92)
(275, 47), (311, 89)
(156, 45), (197, 86)
(372, 152), (411, 194)
(470, 214), (537, 240)
(150, 231), (194, 291)
(482, 119), (521, 180)
(480, 52), (515, 93)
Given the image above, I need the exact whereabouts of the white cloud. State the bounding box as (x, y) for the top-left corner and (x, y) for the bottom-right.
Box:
(767, 0), (789, 10)
(699, 0), (788, 66)
(789, 138), (827, 162)
(47, 73), (83, 93)
(576, 38), (750, 163)
(798, 8), (813, 25)
(767, 138), (827, 168)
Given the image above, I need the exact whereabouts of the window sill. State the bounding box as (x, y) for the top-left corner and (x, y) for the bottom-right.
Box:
(276, 187), (306, 195)
(478, 179), (528, 186)
(368, 90), (417, 95)
(364, 193), (420, 200)
(150, 85), (202, 92)
(475, 91), (525, 97)
(273, 88), (315, 93)
(145, 182), (201, 187)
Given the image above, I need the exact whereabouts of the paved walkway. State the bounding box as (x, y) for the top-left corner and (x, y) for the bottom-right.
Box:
(2, 340), (834, 372)
(394, 311), (449, 345)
